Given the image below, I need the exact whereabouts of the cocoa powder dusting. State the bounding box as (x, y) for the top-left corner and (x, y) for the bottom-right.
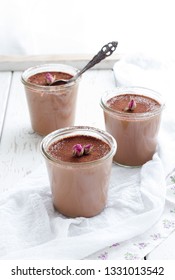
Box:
(27, 71), (73, 86)
(107, 94), (161, 113)
(48, 135), (111, 163)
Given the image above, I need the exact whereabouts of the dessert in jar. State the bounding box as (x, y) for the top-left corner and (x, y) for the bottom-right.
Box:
(100, 87), (164, 167)
(40, 126), (117, 218)
(21, 64), (80, 135)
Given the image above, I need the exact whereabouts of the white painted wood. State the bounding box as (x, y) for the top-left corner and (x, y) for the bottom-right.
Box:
(0, 54), (120, 71)
(0, 71), (43, 192)
(0, 72), (12, 138)
(75, 70), (116, 129)
(147, 232), (175, 259)
(0, 69), (115, 193)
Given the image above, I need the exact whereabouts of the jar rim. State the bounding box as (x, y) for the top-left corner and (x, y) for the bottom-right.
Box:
(21, 63), (80, 91)
(100, 86), (165, 119)
(40, 126), (117, 166)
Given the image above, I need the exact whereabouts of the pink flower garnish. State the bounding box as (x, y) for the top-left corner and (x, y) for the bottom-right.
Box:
(124, 99), (137, 112)
(84, 144), (93, 155)
(128, 99), (136, 110)
(72, 143), (93, 157)
(45, 73), (56, 85)
(72, 144), (84, 157)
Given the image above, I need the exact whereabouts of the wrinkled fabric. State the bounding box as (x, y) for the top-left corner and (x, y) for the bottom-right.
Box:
(1, 54), (175, 260)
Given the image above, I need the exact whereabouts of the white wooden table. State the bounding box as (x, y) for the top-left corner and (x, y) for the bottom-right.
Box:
(0, 55), (174, 260)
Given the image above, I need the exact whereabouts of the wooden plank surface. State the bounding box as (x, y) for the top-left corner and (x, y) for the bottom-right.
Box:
(0, 69), (115, 192)
(0, 71), (43, 192)
(147, 231), (175, 259)
(0, 54), (120, 71)
(0, 72), (12, 139)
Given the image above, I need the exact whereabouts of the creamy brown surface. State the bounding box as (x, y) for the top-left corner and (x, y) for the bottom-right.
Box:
(48, 135), (111, 163)
(28, 71), (73, 86)
(104, 94), (162, 166)
(107, 94), (161, 113)
(45, 135), (113, 218)
(24, 71), (79, 135)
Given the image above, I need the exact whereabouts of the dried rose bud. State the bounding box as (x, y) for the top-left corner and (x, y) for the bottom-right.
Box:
(124, 99), (137, 112)
(84, 144), (93, 155)
(45, 73), (56, 85)
(128, 99), (136, 110)
(72, 144), (84, 157)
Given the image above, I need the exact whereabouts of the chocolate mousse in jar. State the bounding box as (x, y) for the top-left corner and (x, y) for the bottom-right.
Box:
(40, 126), (117, 218)
(21, 64), (80, 135)
(100, 87), (164, 167)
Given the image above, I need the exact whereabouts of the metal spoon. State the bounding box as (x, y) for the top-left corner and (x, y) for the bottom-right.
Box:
(51, 41), (118, 86)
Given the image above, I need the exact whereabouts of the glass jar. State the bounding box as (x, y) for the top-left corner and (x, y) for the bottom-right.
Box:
(21, 64), (80, 135)
(41, 126), (117, 218)
(100, 87), (164, 167)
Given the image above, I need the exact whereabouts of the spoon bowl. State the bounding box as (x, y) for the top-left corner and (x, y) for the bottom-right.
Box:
(51, 41), (118, 86)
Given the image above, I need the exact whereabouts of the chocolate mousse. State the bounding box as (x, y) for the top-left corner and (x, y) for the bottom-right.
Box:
(41, 127), (116, 218)
(107, 94), (161, 113)
(22, 64), (80, 136)
(101, 90), (163, 166)
(48, 135), (111, 163)
(27, 71), (73, 86)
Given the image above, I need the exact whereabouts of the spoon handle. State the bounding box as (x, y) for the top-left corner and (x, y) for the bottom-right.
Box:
(72, 41), (118, 80)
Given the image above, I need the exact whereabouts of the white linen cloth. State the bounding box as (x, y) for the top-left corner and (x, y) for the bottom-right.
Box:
(0, 156), (167, 260)
(1, 53), (175, 260)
